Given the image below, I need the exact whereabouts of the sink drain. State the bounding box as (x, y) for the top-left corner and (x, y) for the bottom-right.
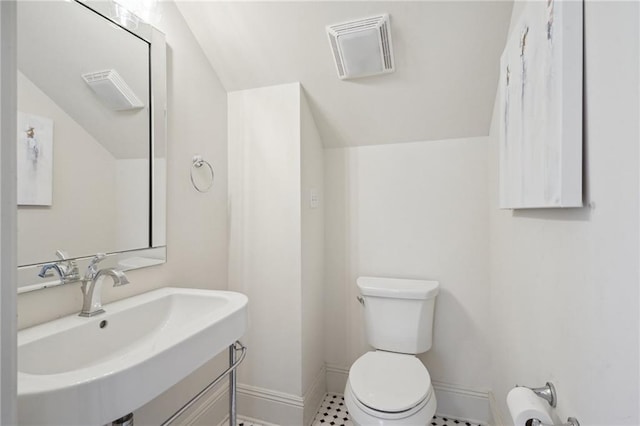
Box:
(99, 320), (108, 329)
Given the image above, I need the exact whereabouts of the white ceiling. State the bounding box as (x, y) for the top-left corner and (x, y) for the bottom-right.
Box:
(176, 1), (513, 148)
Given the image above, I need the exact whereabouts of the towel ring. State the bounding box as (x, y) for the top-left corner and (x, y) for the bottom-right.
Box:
(190, 155), (214, 193)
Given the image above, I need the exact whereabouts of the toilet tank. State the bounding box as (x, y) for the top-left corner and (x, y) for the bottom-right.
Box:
(357, 277), (439, 354)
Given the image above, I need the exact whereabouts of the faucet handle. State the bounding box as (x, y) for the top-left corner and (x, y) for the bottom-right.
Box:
(84, 253), (107, 280)
(56, 249), (70, 261)
(38, 263), (59, 278)
(90, 253), (107, 264)
(55, 249), (80, 281)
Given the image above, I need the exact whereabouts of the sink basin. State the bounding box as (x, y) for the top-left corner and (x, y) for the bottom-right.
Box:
(18, 287), (248, 425)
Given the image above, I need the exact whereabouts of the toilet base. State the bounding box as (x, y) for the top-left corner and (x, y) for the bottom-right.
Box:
(344, 380), (437, 426)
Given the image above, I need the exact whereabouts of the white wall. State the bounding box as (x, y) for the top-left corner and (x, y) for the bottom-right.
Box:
(228, 82), (325, 425)
(488, 2), (639, 425)
(228, 82), (303, 398)
(115, 158), (149, 250)
(16, 1), (231, 424)
(0, 1), (18, 423)
(17, 72), (120, 265)
(300, 89), (326, 426)
(324, 137), (491, 421)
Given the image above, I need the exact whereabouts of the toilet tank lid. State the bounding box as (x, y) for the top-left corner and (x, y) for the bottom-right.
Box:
(357, 277), (439, 300)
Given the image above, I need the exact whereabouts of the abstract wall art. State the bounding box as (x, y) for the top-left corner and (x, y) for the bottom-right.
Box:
(17, 112), (54, 206)
(499, 0), (583, 209)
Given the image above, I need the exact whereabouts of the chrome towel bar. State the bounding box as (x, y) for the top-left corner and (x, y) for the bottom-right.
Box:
(162, 341), (246, 426)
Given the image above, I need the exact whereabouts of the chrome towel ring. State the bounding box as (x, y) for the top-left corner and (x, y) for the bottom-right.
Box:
(190, 155), (214, 193)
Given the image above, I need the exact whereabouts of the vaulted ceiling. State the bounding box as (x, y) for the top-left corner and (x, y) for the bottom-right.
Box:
(177, 1), (513, 148)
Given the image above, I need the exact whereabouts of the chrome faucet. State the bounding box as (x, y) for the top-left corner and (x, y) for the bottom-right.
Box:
(38, 250), (80, 284)
(79, 253), (130, 317)
(38, 263), (66, 279)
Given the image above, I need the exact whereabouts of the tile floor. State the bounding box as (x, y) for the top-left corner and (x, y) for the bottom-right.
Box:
(233, 393), (482, 426)
(311, 393), (482, 426)
(311, 393), (351, 426)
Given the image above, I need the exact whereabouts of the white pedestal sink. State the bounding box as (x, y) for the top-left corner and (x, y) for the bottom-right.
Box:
(18, 287), (248, 425)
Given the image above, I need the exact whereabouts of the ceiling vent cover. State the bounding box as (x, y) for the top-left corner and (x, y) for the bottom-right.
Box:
(82, 69), (144, 111)
(326, 14), (395, 80)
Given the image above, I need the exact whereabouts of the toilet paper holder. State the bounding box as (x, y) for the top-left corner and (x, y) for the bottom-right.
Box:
(516, 382), (580, 426)
(516, 382), (557, 407)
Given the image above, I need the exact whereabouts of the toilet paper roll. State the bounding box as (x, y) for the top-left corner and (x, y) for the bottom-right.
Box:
(507, 387), (556, 426)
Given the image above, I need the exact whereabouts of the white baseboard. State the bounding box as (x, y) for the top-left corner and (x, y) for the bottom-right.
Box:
(180, 382), (229, 426)
(217, 415), (281, 426)
(303, 366), (327, 426)
(432, 380), (489, 425)
(488, 390), (506, 426)
(324, 365), (489, 425)
(234, 366), (327, 426)
(236, 383), (304, 425)
(325, 364), (348, 394)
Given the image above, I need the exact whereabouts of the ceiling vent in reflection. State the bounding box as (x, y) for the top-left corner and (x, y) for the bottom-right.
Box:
(326, 14), (395, 80)
(82, 69), (144, 111)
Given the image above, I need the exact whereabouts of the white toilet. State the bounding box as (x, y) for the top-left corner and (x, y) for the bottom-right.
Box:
(344, 276), (439, 426)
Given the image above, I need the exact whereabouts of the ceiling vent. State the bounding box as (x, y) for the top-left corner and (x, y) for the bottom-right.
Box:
(82, 69), (144, 111)
(326, 14), (395, 80)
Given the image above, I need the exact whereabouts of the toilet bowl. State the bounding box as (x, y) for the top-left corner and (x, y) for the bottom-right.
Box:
(344, 277), (440, 426)
(344, 351), (436, 426)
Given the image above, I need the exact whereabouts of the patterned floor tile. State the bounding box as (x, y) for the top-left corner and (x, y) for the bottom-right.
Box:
(429, 415), (481, 426)
(311, 393), (352, 426)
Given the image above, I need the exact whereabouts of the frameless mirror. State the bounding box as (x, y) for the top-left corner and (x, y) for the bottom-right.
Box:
(16, 0), (166, 292)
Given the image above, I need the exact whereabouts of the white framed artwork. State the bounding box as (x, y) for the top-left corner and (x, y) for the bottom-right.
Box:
(499, 0), (583, 209)
(17, 112), (54, 206)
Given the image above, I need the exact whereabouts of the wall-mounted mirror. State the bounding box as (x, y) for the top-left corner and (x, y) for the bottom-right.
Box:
(16, 0), (166, 292)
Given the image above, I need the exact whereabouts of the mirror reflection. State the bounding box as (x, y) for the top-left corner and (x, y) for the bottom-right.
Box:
(17, 1), (152, 267)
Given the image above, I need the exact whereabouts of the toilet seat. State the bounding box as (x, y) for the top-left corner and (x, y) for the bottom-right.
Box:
(346, 380), (433, 422)
(349, 351), (432, 414)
